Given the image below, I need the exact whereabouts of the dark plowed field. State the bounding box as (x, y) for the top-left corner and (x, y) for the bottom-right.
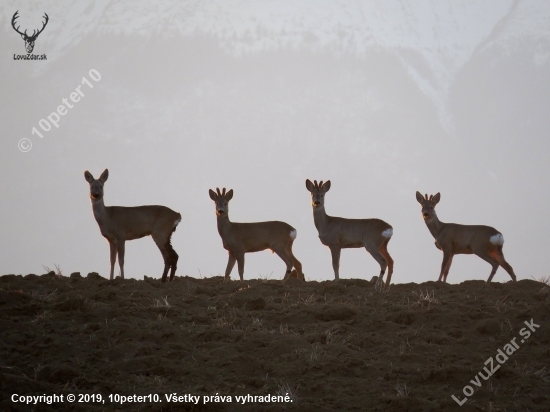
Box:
(1, 272), (549, 411)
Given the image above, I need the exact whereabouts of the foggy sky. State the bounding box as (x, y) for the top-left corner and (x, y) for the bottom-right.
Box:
(1, 0), (549, 284)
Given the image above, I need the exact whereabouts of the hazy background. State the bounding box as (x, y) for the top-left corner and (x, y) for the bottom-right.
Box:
(1, 0), (549, 284)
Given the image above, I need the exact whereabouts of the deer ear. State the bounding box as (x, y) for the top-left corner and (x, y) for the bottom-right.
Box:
(322, 180), (331, 192)
(209, 189), (217, 201)
(305, 179), (314, 192)
(432, 192), (441, 205)
(415, 191), (424, 204)
(226, 189), (234, 201)
(84, 170), (94, 183)
(99, 169), (109, 183)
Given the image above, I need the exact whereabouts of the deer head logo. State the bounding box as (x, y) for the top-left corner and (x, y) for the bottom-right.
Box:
(11, 11), (49, 54)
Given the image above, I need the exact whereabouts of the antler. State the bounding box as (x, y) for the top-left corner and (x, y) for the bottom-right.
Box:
(11, 11), (48, 39)
(215, 187), (228, 197)
(32, 13), (49, 38)
(11, 11), (25, 36)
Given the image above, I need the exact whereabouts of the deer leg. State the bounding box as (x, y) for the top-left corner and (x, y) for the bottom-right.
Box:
(236, 253), (245, 282)
(491, 249), (516, 282)
(379, 239), (394, 287)
(160, 260), (170, 283)
(288, 240), (304, 280)
(275, 249), (294, 280)
(440, 251), (453, 282)
(442, 255), (453, 283)
(487, 263), (499, 283)
(477, 253), (499, 282)
(224, 251), (237, 281)
(153, 236), (171, 283)
(109, 241), (117, 281)
(330, 247), (341, 281)
(365, 244), (388, 286)
(284, 241), (303, 280)
(168, 249), (178, 282)
(288, 246), (304, 280)
(117, 240), (125, 279)
(167, 239), (179, 282)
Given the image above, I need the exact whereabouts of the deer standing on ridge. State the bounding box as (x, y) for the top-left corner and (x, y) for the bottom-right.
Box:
(209, 187), (304, 281)
(84, 169), (181, 282)
(305, 180), (394, 286)
(415, 192), (516, 283)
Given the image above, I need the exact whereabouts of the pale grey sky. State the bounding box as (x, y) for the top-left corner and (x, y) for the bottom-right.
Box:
(1, 0), (549, 283)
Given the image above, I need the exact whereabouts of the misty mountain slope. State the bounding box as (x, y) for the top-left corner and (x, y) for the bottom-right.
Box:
(3, 0), (549, 131)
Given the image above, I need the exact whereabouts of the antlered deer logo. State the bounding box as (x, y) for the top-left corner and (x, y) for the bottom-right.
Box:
(11, 11), (49, 54)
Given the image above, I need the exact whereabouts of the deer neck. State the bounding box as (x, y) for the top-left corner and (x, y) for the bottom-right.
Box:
(216, 214), (232, 237)
(425, 212), (445, 239)
(91, 197), (108, 224)
(312, 205), (329, 231)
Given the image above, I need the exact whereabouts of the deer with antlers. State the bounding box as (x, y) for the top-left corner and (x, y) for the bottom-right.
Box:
(209, 187), (304, 281)
(84, 169), (181, 282)
(11, 11), (49, 54)
(306, 179), (394, 286)
(416, 192), (516, 283)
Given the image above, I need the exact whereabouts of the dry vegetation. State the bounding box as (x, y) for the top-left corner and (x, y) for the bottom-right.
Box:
(1, 272), (549, 411)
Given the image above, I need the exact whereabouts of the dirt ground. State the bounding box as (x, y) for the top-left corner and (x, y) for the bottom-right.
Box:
(1, 271), (549, 412)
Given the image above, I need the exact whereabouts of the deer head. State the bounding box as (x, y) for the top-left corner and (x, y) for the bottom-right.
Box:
(209, 187), (233, 217)
(415, 191), (441, 222)
(12, 11), (49, 54)
(305, 179), (331, 208)
(85, 169), (109, 201)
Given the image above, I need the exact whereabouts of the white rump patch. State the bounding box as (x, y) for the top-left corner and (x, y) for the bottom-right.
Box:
(289, 229), (297, 240)
(381, 228), (393, 238)
(490, 233), (504, 245)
